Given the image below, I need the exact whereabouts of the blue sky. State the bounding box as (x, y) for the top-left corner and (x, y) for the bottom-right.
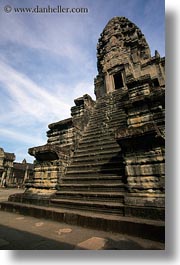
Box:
(0, 0), (165, 163)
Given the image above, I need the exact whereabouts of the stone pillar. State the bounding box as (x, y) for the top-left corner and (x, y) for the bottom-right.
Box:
(1, 171), (6, 186)
(6, 167), (12, 183)
(23, 165), (29, 184)
(105, 72), (114, 93)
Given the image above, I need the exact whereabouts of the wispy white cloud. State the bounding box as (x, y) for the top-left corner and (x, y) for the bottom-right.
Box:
(0, 59), (72, 160)
(0, 4), (96, 72)
(0, 59), (71, 124)
(0, 58), (94, 161)
(0, 128), (44, 146)
(55, 80), (95, 104)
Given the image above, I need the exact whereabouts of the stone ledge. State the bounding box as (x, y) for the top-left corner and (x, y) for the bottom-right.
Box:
(28, 144), (68, 161)
(48, 118), (73, 130)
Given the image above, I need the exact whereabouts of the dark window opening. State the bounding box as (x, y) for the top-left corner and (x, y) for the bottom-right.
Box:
(113, 72), (124, 90)
(153, 78), (160, 87)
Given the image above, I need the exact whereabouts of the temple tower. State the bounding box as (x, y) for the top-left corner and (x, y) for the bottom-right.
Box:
(95, 17), (165, 98)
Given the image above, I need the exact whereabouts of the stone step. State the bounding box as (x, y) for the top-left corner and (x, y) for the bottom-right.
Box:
(74, 147), (121, 158)
(68, 161), (123, 170)
(94, 101), (124, 110)
(88, 113), (126, 123)
(82, 129), (115, 138)
(93, 103), (109, 108)
(83, 128), (110, 138)
(80, 135), (113, 144)
(69, 156), (121, 164)
(66, 166), (123, 175)
(88, 114), (107, 120)
(73, 152), (122, 164)
(63, 171), (123, 177)
(83, 126), (109, 134)
(89, 111), (126, 119)
(75, 142), (120, 153)
(87, 119), (126, 130)
(73, 148), (121, 159)
(59, 183), (126, 192)
(69, 156), (122, 167)
(78, 138), (116, 148)
(64, 173), (123, 180)
(0, 201), (165, 242)
(93, 102), (124, 111)
(85, 125), (123, 134)
(82, 130), (111, 139)
(61, 175), (124, 184)
(50, 198), (124, 215)
(54, 191), (125, 202)
(108, 120), (126, 127)
(66, 162), (122, 172)
(95, 97), (123, 106)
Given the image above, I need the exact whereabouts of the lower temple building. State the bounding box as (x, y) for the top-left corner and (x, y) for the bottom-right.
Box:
(12, 159), (34, 188)
(1, 17), (165, 241)
(0, 148), (33, 187)
(0, 148), (15, 187)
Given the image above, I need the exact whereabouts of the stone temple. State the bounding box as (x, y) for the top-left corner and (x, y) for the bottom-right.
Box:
(0, 17), (165, 242)
(0, 148), (33, 187)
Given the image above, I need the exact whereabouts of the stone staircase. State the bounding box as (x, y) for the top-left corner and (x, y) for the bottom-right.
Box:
(0, 89), (165, 242)
(50, 90), (128, 215)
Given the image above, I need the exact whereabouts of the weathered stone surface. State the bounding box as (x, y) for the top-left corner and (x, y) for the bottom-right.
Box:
(76, 237), (107, 250)
(0, 148), (15, 187)
(23, 94), (95, 194)
(0, 149), (33, 188)
(7, 17), (165, 223)
(95, 17), (165, 98)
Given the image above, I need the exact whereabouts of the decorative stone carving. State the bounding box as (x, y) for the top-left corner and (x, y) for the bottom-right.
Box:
(95, 17), (165, 98)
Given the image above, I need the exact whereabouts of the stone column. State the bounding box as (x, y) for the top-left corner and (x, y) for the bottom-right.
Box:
(1, 171), (6, 186)
(23, 165), (29, 184)
(6, 167), (12, 183)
